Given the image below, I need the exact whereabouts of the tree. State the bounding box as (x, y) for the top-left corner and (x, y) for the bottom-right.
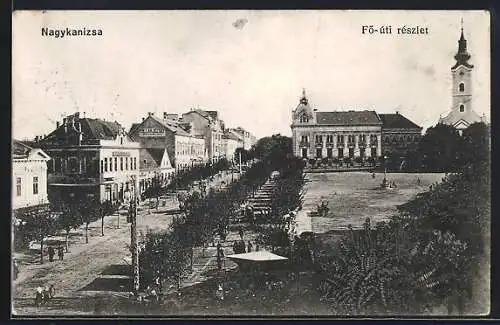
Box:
(17, 205), (57, 264)
(54, 201), (81, 252)
(253, 134), (292, 164)
(78, 197), (101, 244)
(417, 123), (463, 172)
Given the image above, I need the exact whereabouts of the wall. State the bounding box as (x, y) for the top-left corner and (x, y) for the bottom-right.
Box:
(12, 159), (49, 210)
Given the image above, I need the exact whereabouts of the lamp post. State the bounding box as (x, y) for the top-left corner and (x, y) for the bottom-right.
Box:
(382, 155), (388, 188)
(128, 175), (140, 294)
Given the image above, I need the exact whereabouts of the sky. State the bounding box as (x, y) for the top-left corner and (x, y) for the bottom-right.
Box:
(12, 10), (490, 140)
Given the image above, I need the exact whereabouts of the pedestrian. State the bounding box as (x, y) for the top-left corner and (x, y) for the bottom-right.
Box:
(255, 243), (260, 251)
(13, 259), (19, 280)
(48, 246), (55, 262)
(217, 242), (224, 270)
(372, 172), (376, 179)
(238, 227), (244, 240)
(35, 286), (43, 306)
(247, 241), (253, 252)
(57, 246), (64, 261)
(417, 177), (421, 185)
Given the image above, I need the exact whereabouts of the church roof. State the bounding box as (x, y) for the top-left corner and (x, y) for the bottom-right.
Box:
(379, 113), (422, 129)
(452, 25), (474, 70)
(439, 109), (482, 128)
(316, 111), (382, 126)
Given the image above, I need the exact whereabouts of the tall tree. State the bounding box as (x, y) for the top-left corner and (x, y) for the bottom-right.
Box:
(54, 201), (81, 252)
(417, 123), (463, 172)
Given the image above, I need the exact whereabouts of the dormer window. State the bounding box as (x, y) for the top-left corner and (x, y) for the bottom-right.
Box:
(299, 114), (309, 123)
(459, 104), (465, 112)
(459, 82), (465, 92)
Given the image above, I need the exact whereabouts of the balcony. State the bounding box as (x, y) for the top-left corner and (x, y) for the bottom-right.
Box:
(325, 142), (334, 148)
(315, 142), (324, 148)
(299, 141), (310, 147)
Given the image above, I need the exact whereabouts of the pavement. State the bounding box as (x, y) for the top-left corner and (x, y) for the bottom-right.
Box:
(12, 169), (241, 315)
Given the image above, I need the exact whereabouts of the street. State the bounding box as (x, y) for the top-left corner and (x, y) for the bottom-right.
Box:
(12, 170), (239, 315)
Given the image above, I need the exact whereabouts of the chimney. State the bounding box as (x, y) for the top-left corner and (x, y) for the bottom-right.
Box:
(83, 112), (86, 118)
(396, 111), (399, 115)
(63, 118), (68, 133)
(56, 121), (60, 128)
(35, 136), (39, 142)
(142, 117), (145, 122)
(75, 112), (80, 119)
(164, 112), (168, 120)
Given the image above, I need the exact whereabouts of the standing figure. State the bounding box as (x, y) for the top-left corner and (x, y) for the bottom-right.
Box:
(57, 246), (64, 261)
(417, 177), (421, 185)
(217, 242), (224, 270)
(247, 241), (253, 252)
(35, 286), (43, 306)
(48, 246), (55, 262)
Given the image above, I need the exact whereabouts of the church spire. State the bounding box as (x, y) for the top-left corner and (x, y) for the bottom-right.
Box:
(452, 18), (473, 69)
(300, 88), (308, 105)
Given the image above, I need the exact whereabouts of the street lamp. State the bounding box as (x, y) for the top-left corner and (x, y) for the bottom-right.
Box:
(382, 155), (389, 188)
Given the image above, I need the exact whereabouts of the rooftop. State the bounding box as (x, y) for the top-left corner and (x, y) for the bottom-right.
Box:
(315, 110), (382, 126)
(379, 113), (422, 129)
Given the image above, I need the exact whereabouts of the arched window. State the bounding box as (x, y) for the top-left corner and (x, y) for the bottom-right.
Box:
(459, 104), (465, 112)
(459, 82), (465, 92)
(299, 114), (309, 123)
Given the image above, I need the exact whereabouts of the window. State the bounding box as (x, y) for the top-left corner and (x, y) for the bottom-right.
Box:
(348, 148), (354, 158)
(134, 157), (137, 170)
(299, 114), (309, 123)
(120, 157), (124, 171)
(371, 147), (377, 157)
(459, 82), (465, 92)
(315, 135), (323, 144)
(68, 157), (78, 173)
(327, 148), (333, 158)
(33, 176), (39, 195)
(338, 148), (344, 158)
(316, 148), (322, 158)
(126, 157), (129, 170)
(114, 157), (118, 171)
(16, 178), (22, 196)
(109, 157), (113, 172)
(300, 135), (309, 144)
(100, 160), (104, 173)
(326, 135), (334, 143)
(55, 157), (62, 173)
(360, 135), (366, 144)
(104, 158), (108, 172)
(302, 148), (308, 158)
(459, 104), (465, 112)
(337, 135), (344, 145)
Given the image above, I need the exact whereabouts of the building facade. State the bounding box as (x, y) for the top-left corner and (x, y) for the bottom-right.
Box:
(12, 140), (51, 211)
(39, 113), (140, 204)
(228, 127), (257, 151)
(291, 91), (383, 160)
(439, 24), (485, 134)
(223, 131), (243, 162)
(129, 112), (206, 171)
(181, 109), (225, 163)
(138, 148), (174, 195)
(379, 113), (422, 155)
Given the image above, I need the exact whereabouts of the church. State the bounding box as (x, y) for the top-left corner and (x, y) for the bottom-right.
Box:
(439, 21), (486, 134)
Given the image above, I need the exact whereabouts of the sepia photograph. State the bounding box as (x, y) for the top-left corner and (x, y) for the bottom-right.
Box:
(11, 10), (491, 317)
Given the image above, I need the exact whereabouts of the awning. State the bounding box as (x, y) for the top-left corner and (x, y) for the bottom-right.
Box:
(226, 251), (288, 262)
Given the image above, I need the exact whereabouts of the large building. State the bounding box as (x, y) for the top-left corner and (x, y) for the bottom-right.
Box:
(12, 140), (51, 214)
(129, 112), (206, 171)
(439, 23), (485, 134)
(38, 113), (141, 204)
(291, 91), (383, 160)
(379, 113), (422, 156)
(180, 109), (225, 163)
(291, 91), (422, 161)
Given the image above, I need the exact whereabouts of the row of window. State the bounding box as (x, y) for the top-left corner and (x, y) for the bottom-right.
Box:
(101, 157), (137, 173)
(383, 134), (419, 143)
(176, 143), (205, 156)
(15, 176), (39, 196)
(302, 134), (379, 145)
(302, 147), (378, 159)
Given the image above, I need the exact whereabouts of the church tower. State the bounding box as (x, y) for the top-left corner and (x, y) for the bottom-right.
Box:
(439, 19), (482, 134)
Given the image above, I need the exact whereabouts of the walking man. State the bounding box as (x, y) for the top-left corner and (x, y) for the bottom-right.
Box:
(57, 246), (64, 261)
(48, 246), (55, 262)
(247, 241), (253, 253)
(216, 242), (224, 271)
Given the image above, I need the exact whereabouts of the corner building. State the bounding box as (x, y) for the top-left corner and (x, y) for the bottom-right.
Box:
(291, 91), (383, 160)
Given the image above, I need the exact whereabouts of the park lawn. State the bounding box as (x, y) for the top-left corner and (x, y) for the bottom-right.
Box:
(303, 172), (446, 232)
